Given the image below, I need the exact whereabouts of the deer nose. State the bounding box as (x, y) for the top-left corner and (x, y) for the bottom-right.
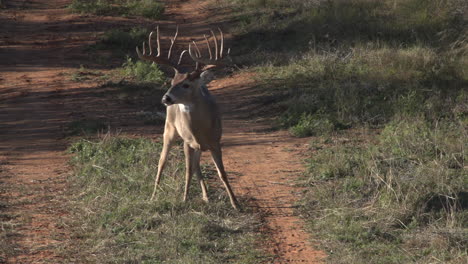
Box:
(162, 95), (174, 105)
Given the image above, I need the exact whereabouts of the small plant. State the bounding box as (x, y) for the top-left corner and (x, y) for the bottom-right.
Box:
(122, 56), (165, 83)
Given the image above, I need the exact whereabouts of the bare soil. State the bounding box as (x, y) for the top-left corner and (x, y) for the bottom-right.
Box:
(0, 0), (325, 263)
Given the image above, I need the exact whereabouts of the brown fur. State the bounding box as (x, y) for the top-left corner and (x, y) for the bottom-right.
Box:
(151, 71), (239, 210)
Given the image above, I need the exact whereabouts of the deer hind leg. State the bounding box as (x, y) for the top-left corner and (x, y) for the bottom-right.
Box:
(151, 123), (176, 201)
(193, 149), (209, 202)
(210, 146), (240, 210)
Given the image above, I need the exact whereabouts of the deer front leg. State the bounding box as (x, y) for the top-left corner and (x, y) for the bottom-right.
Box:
(192, 149), (209, 202)
(151, 123), (176, 201)
(210, 146), (240, 210)
(183, 143), (194, 202)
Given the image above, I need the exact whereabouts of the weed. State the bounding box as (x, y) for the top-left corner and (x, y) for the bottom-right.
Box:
(63, 136), (265, 263)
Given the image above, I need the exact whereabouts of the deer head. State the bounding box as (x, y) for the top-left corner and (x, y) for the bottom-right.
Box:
(136, 26), (231, 106)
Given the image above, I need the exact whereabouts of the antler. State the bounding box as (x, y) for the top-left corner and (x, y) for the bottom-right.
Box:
(136, 25), (182, 71)
(188, 27), (232, 71)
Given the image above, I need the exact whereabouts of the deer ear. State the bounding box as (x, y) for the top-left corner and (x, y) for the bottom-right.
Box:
(200, 70), (215, 85)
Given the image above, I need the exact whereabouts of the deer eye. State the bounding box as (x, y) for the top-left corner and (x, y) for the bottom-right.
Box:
(182, 83), (190, 89)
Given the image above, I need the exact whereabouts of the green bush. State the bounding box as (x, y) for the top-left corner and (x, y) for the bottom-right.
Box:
(122, 56), (165, 83)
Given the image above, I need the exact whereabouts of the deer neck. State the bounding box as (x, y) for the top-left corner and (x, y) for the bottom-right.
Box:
(178, 103), (194, 113)
(178, 85), (212, 114)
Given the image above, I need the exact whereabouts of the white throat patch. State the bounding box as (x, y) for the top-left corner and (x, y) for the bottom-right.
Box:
(179, 104), (193, 113)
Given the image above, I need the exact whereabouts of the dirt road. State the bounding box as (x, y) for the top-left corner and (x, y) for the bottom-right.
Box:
(0, 0), (324, 262)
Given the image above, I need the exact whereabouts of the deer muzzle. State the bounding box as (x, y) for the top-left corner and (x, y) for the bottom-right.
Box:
(162, 94), (174, 106)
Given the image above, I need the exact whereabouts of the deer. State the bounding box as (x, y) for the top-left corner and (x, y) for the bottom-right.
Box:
(136, 26), (240, 210)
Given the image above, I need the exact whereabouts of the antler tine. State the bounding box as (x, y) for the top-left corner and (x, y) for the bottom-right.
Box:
(187, 27), (233, 71)
(142, 41), (146, 55)
(210, 29), (219, 60)
(204, 34), (213, 60)
(167, 25), (179, 60)
(218, 27), (224, 59)
(177, 50), (188, 65)
(193, 41), (202, 58)
(148, 31), (153, 55)
(156, 26), (161, 57)
(188, 43), (201, 70)
(136, 26), (185, 71)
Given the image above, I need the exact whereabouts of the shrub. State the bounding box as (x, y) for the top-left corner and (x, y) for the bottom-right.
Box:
(122, 56), (165, 83)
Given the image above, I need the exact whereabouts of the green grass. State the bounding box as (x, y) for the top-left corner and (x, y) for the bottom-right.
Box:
(224, 0), (467, 135)
(221, 0), (468, 262)
(299, 117), (467, 263)
(69, 0), (164, 19)
(63, 136), (265, 263)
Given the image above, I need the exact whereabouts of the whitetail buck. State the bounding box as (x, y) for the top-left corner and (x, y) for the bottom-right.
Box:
(136, 26), (239, 210)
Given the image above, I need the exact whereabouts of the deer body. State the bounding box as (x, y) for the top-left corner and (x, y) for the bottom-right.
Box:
(167, 81), (221, 151)
(137, 27), (239, 209)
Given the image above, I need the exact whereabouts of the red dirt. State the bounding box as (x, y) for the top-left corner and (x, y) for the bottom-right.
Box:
(0, 0), (325, 263)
